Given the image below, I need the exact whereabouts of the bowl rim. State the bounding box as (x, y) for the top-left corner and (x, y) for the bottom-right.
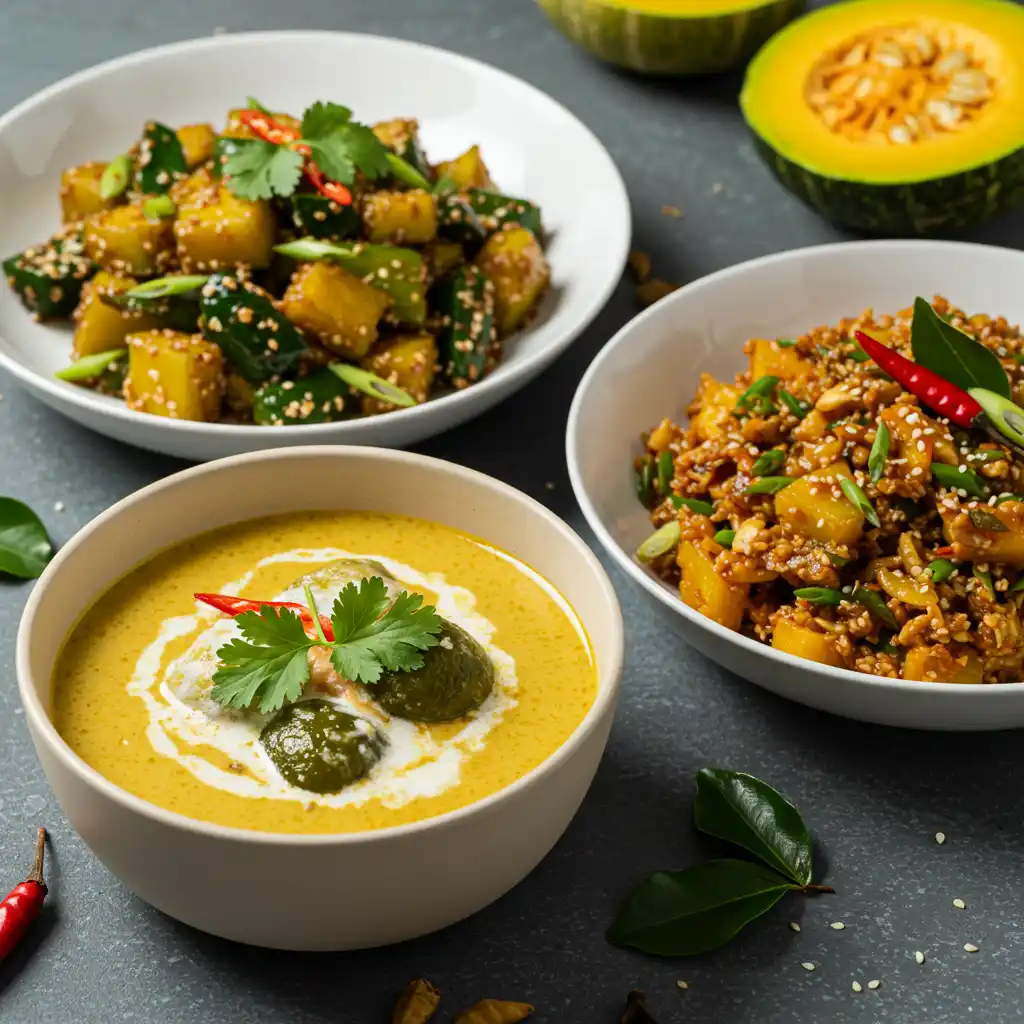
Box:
(0, 29), (631, 442)
(567, 236), (1024, 699)
(17, 445), (624, 845)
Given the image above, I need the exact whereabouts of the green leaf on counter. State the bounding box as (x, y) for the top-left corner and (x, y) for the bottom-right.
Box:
(0, 498), (53, 579)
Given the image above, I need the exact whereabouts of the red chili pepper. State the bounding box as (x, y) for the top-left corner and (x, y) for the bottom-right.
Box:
(0, 828), (47, 962)
(237, 110), (353, 206)
(195, 592), (335, 642)
(854, 330), (984, 428)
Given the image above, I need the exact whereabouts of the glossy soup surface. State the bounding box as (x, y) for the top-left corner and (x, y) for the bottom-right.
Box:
(53, 512), (597, 835)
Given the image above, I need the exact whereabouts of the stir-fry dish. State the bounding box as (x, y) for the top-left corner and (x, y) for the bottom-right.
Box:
(3, 100), (549, 423)
(635, 296), (1024, 684)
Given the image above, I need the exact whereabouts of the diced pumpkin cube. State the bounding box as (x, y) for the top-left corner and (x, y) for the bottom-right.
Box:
(772, 620), (844, 668)
(361, 332), (438, 415)
(169, 165), (217, 208)
(73, 271), (159, 358)
(476, 226), (549, 336)
(279, 261), (390, 360)
(775, 460), (864, 545)
(943, 501), (1024, 567)
(362, 190), (437, 245)
(84, 203), (176, 276)
(436, 145), (492, 190)
(691, 377), (740, 442)
(677, 541), (748, 631)
(174, 185), (275, 273)
(750, 338), (815, 381)
(903, 644), (982, 684)
(60, 162), (119, 223)
(177, 123), (217, 168)
(371, 118), (419, 149)
(124, 329), (224, 421)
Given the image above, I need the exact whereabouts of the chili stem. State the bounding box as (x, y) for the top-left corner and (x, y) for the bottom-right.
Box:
(27, 828), (46, 887)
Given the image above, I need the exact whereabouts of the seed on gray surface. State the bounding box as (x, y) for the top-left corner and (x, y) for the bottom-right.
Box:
(915, 951), (926, 964)
(852, 981), (862, 992)
(676, 981), (688, 990)
(964, 943), (979, 953)
(801, 962), (816, 972)
(830, 921), (846, 930)
(789, 922), (801, 932)
(935, 831), (946, 844)
(868, 980), (881, 990)
(953, 898), (966, 909)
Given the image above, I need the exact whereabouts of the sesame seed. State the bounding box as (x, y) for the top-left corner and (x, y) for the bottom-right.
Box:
(801, 962), (816, 972)
(851, 981), (862, 993)
(789, 922), (801, 932)
(830, 922), (845, 930)
(53, 501), (65, 512)
(953, 898), (965, 909)
(915, 951), (925, 964)
(964, 943), (979, 953)
(867, 980), (881, 990)
(676, 981), (688, 990)
(935, 832), (946, 844)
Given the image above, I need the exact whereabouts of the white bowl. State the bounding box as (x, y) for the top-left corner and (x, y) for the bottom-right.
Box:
(0, 32), (630, 461)
(16, 447), (623, 949)
(568, 239), (1024, 731)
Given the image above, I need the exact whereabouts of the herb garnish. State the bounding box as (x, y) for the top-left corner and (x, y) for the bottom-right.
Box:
(0, 498), (53, 579)
(932, 463), (988, 499)
(751, 449), (785, 476)
(868, 420), (889, 484)
(608, 770), (830, 957)
(211, 576), (442, 713)
(674, 496), (714, 517)
(735, 376), (778, 417)
(778, 389), (811, 420)
(839, 477), (880, 528)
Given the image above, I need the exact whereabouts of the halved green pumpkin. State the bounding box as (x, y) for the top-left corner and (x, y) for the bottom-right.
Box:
(741, 0), (1024, 235)
(536, 0), (806, 76)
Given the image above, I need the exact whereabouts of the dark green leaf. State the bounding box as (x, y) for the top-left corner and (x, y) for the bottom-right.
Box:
(853, 586), (898, 630)
(0, 498), (53, 578)
(778, 390), (811, 419)
(607, 859), (793, 957)
(675, 497), (714, 517)
(793, 587), (844, 607)
(637, 521), (681, 562)
(869, 421), (889, 485)
(751, 449), (785, 476)
(713, 529), (736, 549)
(745, 477), (794, 495)
(932, 463), (988, 499)
(967, 507), (1008, 532)
(928, 558), (955, 583)
(911, 297), (1010, 398)
(223, 139), (303, 201)
(694, 769), (813, 886)
(839, 478), (880, 529)
(657, 450), (674, 497)
(300, 101), (352, 139)
(973, 566), (995, 598)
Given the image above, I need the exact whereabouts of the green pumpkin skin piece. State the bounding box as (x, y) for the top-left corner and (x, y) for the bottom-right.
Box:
(261, 699), (386, 794)
(373, 619), (495, 723)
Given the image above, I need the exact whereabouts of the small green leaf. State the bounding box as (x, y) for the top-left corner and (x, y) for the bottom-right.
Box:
(636, 456), (655, 510)
(932, 463), (988, 499)
(839, 478), (880, 528)
(675, 497), (714, 517)
(694, 769), (813, 886)
(55, 347), (128, 382)
(99, 154), (132, 200)
(142, 194), (176, 219)
(911, 298), (1010, 398)
(713, 529), (736, 549)
(607, 859), (794, 957)
(126, 275), (210, 299)
(751, 449), (785, 476)
(869, 421), (890, 485)
(637, 521), (681, 562)
(745, 477), (794, 496)
(776, 337), (797, 348)
(967, 507), (1008, 532)
(0, 497), (53, 578)
(778, 390), (811, 420)
(967, 388), (1024, 452)
(973, 566), (995, 598)
(657, 450), (674, 497)
(793, 587), (845, 606)
(328, 363), (416, 408)
(927, 559), (955, 583)
(853, 586), (898, 630)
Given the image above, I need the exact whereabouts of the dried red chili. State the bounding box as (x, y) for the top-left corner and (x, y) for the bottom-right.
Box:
(0, 828), (47, 962)
(237, 110), (353, 206)
(195, 592), (335, 641)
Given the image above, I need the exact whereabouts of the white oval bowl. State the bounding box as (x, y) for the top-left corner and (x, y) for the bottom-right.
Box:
(568, 239), (1024, 731)
(0, 32), (629, 461)
(17, 447), (623, 949)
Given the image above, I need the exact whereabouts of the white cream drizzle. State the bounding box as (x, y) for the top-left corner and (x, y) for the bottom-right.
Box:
(127, 547), (518, 809)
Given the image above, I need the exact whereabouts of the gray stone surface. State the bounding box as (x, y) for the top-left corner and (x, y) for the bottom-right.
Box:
(2, 1), (1024, 1021)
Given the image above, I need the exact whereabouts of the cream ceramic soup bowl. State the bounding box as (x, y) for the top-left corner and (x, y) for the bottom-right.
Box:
(17, 447), (623, 950)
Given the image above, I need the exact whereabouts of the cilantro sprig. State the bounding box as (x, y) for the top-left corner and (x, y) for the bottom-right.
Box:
(211, 576), (442, 714)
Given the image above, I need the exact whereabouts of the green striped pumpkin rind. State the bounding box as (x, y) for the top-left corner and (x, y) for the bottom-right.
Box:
(752, 135), (1024, 236)
(537, 0), (806, 75)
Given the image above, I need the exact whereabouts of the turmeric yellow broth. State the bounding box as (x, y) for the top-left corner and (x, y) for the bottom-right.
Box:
(52, 512), (596, 834)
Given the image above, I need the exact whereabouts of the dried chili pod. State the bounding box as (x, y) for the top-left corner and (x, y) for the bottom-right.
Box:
(621, 990), (659, 1024)
(393, 979), (441, 1024)
(454, 999), (534, 1024)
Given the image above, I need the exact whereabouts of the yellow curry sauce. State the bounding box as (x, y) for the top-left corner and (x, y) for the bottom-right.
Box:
(52, 512), (596, 835)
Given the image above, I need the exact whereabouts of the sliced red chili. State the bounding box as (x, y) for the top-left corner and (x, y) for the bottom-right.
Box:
(0, 828), (47, 963)
(195, 592), (335, 641)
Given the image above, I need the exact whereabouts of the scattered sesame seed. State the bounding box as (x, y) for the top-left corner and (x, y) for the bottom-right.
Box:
(661, 204), (683, 218)
(851, 981), (862, 993)
(53, 501), (64, 512)
(544, 481), (556, 490)
(801, 962), (816, 972)
(953, 898), (966, 909)
(915, 951), (925, 964)
(712, 182), (725, 194)
(830, 922), (845, 930)
(867, 980), (881, 990)
(964, 943), (979, 953)
(935, 832), (946, 844)
(676, 981), (688, 990)
(789, 922), (801, 932)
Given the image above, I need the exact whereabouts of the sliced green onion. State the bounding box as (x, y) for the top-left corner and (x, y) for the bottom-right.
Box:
(932, 463), (988, 500)
(636, 456), (655, 510)
(675, 496), (714, 517)
(1009, 577), (1024, 593)
(927, 558), (955, 583)
(778, 389), (811, 420)
(735, 375), (779, 416)
(99, 154), (132, 200)
(967, 507), (1008, 532)
(973, 566), (995, 598)
(877, 640), (899, 655)
(142, 194), (176, 219)
(868, 421), (889, 485)
(713, 528), (735, 549)
(385, 152), (432, 191)
(776, 337), (797, 348)
(968, 387), (1024, 452)
(751, 449), (785, 476)
(828, 552), (852, 567)
(967, 449), (1008, 463)
(274, 238), (345, 262)
(849, 346), (871, 363)
(55, 347), (128, 382)
(328, 363), (416, 408)
(995, 494), (1024, 505)
(432, 173), (458, 196)
(853, 586), (898, 630)
(793, 587), (844, 606)
(745, 477), (794, 495)
(657, 450), (674, 497)
(126, 274), (210, 299)
(840, 477), (880, 528)
(636, 520), (681, 562)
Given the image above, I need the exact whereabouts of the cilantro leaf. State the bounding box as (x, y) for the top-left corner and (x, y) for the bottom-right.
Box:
(222, 139), (303, 201)
(300, 103), (391, 185)
(301, 101), (352, 139)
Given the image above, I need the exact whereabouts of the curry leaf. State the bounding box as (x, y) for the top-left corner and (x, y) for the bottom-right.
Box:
(694, 769), (813, 886)
(0, 498), (53, 579)
(911, 298), (1010, 399)
(607, 859), (794, 957)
